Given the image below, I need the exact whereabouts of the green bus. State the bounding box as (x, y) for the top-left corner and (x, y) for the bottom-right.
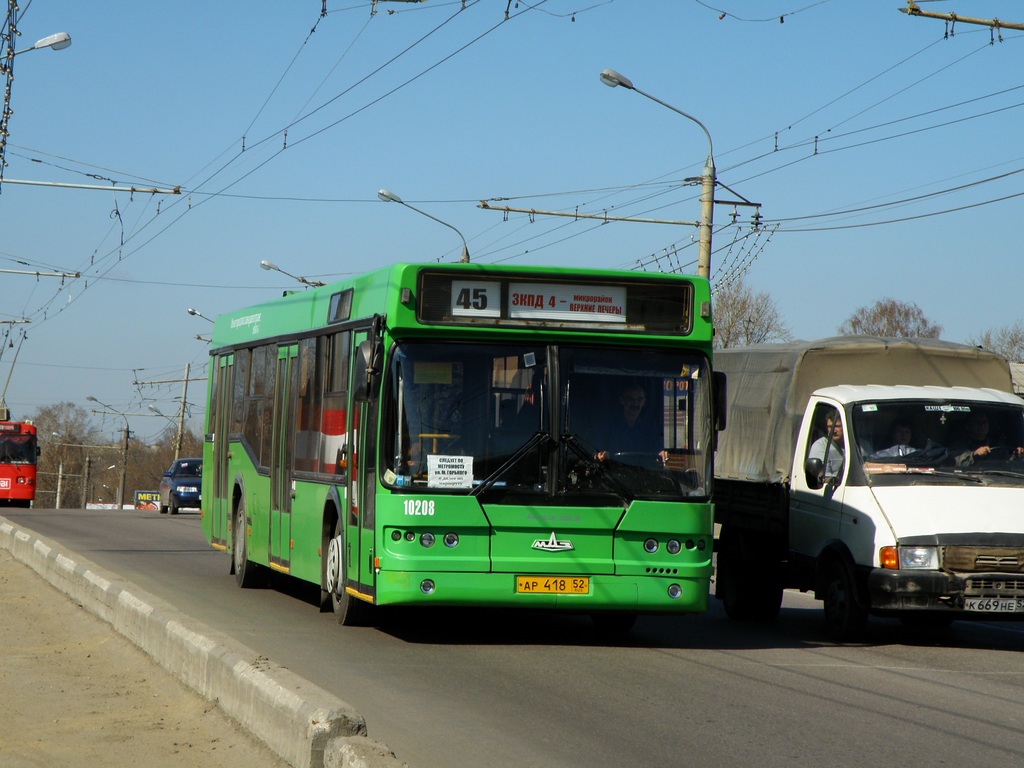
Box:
(201, 263), (722, 629)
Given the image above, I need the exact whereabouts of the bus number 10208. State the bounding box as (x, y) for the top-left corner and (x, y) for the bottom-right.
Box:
(404, 500), (435, 516)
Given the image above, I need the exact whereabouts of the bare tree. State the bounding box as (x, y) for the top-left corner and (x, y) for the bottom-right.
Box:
(838, 298), (941, 338)
(968, 320), (1024, 362)
(30, 402), (105, 508)
(713, 277), (791, 349)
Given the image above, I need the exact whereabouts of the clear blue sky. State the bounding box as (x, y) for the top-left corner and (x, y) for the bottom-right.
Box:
(2, 0), (1022, 443)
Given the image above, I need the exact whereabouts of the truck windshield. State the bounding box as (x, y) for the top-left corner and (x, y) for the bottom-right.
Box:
(853, 400), (1024, 483)
(382, 341), (713, 502)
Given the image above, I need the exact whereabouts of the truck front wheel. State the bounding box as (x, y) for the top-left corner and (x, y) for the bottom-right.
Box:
(822, 559), (868, 641)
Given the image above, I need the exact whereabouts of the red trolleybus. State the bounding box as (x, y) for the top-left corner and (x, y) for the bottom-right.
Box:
(202, 263), (723, 630)
(0, 417), (38, 507)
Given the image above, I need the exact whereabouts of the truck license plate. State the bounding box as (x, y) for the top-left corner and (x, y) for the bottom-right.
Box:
(964, 598), (1024, 612)
(516, 576), (589, 594)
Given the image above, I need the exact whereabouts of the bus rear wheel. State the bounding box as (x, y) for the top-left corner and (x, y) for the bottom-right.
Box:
(327, 520), (372, 627)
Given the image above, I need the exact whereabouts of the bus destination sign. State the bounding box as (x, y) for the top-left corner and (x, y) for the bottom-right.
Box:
(450, 280), (626, 323)
(419, 270), (693, 334)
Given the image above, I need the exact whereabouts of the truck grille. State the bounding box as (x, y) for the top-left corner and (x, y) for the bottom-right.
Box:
(963, 577), (1024, 595)
(942, 546), (1024, 574)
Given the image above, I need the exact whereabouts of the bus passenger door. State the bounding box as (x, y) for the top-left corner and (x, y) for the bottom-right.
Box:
(210, 354), (233, 548)
(345, 328), (378, 600)
(269, 344), (298, 572)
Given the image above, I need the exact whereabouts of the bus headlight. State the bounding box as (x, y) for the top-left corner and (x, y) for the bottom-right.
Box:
(420, 532), (435, 548)
(899, 545), (939, 570)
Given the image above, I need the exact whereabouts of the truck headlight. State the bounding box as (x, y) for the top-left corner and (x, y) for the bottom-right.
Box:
(898, 545), (939, 570)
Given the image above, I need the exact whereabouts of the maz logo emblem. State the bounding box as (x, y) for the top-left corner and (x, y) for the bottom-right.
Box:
(532, 532), (574, 552)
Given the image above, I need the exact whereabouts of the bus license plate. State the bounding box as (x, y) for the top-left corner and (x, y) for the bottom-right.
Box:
(964, 598), (1024, 612)
(516, 576), (589, 595)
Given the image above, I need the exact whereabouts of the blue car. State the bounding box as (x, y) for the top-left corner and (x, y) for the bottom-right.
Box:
(159, 458), (202, 514)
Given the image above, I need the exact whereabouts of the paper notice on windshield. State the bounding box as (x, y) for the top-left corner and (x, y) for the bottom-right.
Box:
(427, 454), (473, 488)
(863, 463), (936, 474)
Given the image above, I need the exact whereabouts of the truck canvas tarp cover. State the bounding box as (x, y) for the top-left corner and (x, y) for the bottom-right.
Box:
(714, 336), (1014, 484)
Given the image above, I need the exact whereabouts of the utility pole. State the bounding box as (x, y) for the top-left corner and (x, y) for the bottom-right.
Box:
(174, 363), (189, 460)
(118, 424), (129, 510)
(81, 455), (91, 508)
(55, 460), (63, 509)
(899, 2), (1024, 33)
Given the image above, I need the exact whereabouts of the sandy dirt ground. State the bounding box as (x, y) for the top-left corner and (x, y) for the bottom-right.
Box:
(0, 551), (289, 768)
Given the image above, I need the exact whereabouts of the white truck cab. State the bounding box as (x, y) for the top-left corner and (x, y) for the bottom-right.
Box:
(790, 385), (1024, 637)
(713, 338), (1024, 640)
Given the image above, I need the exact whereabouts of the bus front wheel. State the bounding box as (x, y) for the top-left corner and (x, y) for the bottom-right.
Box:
(327, 520), (371, 627)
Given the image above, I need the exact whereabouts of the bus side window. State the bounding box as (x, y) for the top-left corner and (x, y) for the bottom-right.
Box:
(323, 332), (350, 476)
(293, 337), (322, 473)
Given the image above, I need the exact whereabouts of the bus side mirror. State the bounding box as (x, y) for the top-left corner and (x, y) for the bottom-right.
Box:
(353, 339), (383, 402)
(713, 371), (727, 432)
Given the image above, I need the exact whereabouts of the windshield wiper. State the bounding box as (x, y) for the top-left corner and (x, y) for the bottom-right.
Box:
(969, 469), (1024, 480)
(471, 431), (554, 497)
(561, 434), (634, 506)
(908, 469), (984, 485)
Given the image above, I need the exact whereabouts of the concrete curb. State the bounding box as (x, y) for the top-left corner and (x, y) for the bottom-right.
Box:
(0, 517), (406, 768)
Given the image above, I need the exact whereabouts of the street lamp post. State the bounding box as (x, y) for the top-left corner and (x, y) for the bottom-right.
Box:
(259, 260), (325, 287)
(187, 307), (213, 342)
(187, 307), (214, 323)
(599, 68), (716, 280)
(1, 31), (73, 191)
(10, 31), (72, 56)
(378, 188), (470, 263)
(86, 396), (129, 510)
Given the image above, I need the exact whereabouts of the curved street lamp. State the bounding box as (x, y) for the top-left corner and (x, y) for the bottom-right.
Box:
(378, 188), (470, 263)
(187, 307), (214, 323)
(600, 68), (716, 279)
(259, 259), (325, 287)
(1, 31), (72, 192)
(12, 31), (72, 56)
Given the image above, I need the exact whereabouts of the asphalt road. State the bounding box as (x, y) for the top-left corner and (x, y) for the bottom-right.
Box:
(8, 507), (1024, 768)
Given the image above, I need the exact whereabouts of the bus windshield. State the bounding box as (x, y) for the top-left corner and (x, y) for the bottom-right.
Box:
(0, 433), (36, 464)
(382, 341), (712, 502)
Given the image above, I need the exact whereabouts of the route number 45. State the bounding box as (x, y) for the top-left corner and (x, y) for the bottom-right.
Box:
(456, 287), (488, 310)
(450, 280), (500, 318)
